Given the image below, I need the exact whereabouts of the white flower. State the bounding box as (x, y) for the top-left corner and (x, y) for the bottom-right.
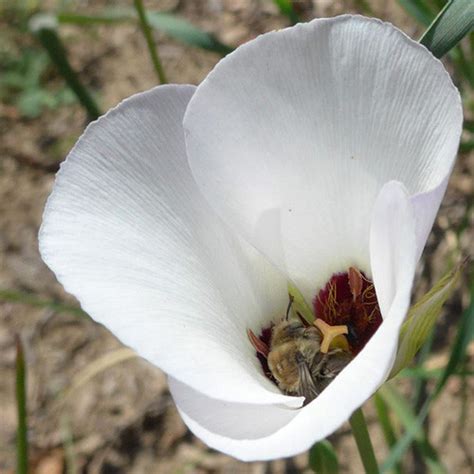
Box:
(39, 16), (462, 461)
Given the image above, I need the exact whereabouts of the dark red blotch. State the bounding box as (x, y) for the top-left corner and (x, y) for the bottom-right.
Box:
(313, 271), (382, 354)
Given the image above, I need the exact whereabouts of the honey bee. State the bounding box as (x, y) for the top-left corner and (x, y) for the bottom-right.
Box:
(267, 319), (352, 404)
(248, 301), (352, 405)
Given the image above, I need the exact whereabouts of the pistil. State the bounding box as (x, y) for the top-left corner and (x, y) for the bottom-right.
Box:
(314, 318), (348, 353)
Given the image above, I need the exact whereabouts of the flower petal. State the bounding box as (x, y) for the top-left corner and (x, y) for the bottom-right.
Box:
(370, 181), (417, 317)
(184, 15), (462, 301)
(39, 85), (298, 406)
(167, 183), (418, 461)
(410, 174), (450, 262)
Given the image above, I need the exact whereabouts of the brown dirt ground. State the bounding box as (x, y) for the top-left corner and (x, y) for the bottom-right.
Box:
(0, 1), (473, 473)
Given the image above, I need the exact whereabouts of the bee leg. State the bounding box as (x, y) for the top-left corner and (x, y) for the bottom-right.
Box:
(311, 352), (328, 374)
(319, 370), (338, 379)
(295, 352), (320, 404)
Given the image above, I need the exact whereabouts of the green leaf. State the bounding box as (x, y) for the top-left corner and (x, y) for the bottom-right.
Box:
(57, 9), (233, 55)
(29, 13), (102, 120)
(288, 282), (315, 323)
(309, 440), (339, 474)
(397, 0), (435, 27)
(272, 0), (301, 25)
(420, 0), (474, 58)
(145, 11), (233, 55)
(390, 260), (465, 377)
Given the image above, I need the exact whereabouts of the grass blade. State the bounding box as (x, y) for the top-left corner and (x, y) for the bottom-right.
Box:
(0, 288), (89, 317)
(145, 11), (233, 55)
(397, 0), (435, 26)
(420, 0), (474, 58)
(377, 385), (445, 473)
(29, 14), (101, 120)
(309, 440), (339, 474)
(373, 393), (402, 474)
(16, 336), (28, 474)
(57, 10), (130, 25)
(433, 274), (474, 397)
(450, 44), (474, 88)
(133, 0), (167, 84)
(382, 276), (474, 472)
(61, 415), (78, 474)
(377, 385), (424, 442)
(57, 9), (234, 55)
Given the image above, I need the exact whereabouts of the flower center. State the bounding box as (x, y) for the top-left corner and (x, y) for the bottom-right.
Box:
(313, 267), (382, 355)
(247, 267), (382, 403)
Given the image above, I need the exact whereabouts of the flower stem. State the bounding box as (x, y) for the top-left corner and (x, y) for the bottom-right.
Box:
(349, 408), (380, 474)
(133, 0), (168, 84)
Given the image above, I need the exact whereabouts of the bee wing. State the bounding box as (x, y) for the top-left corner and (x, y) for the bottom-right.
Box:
(295, 353), (320, 404)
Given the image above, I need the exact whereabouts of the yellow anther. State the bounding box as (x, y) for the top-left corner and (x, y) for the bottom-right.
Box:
(314, 318), (348, 353)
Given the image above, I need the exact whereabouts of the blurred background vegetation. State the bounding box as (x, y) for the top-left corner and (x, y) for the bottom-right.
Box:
(0, 0), (472, 473)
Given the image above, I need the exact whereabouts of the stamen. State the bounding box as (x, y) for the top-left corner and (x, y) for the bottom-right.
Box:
(314, 318), (348, 354)
(247, 328), (269, 358)
(348, 266), (363, 301)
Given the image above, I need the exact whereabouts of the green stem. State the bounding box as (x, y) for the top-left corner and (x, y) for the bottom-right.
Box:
(16, 336), (28, 474)
(133, 0), (168, 84)
(349, 408), (380, 474)
(33, 23), (101, 120)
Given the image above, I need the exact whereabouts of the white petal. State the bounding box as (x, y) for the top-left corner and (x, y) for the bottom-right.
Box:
(410, 174), (450, 262)
(184, 15), (462, 302)
(167, 183), (418, 461)
(370, 181), (417, 319)
(39, 85), (298, 406)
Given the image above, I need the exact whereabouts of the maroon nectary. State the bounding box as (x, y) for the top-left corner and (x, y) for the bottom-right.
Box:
(313, 269), (382, 355)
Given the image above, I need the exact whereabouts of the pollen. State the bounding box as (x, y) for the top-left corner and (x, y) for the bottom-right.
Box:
(314, 318), (348, 353)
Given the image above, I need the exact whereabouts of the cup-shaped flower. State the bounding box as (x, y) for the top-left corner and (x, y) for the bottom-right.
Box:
(39, 16), (462, 461)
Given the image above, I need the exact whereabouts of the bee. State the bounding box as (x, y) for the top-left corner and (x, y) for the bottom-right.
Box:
(248, 303), (352, 405)
(267, 319), (351, 404)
